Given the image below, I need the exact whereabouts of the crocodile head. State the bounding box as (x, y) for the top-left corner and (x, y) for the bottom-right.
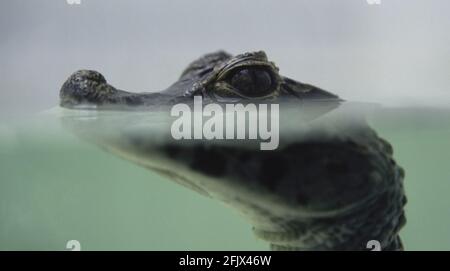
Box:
(59, 51), (406, 251)
(59, 51), (339, 109)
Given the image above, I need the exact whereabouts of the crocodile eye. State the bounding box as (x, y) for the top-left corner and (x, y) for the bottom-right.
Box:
(230, 68), (273, 97)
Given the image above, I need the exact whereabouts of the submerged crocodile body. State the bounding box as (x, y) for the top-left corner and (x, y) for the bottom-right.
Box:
(59, 51), (406, 250)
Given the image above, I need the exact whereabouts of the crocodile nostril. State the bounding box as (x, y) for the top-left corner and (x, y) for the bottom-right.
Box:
(60, 70), (112, 107)
(71, 70), (107, 84)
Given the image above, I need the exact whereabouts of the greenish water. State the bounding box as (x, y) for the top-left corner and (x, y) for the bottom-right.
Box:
(0, 111), (266, 251)
(368, 107), (450, 250)
(0, 105), (450, 250)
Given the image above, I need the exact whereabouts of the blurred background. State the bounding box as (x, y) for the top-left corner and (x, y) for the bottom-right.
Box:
(1, 0), (449, 119)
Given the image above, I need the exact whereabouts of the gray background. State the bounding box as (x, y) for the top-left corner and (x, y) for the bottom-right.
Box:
(1, 0), (449, 119)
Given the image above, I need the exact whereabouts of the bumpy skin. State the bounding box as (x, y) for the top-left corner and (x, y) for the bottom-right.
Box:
(59, 51), (406, 251)
(151, 129), (406, 251)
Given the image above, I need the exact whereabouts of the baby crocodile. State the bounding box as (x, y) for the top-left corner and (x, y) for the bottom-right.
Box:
(59, 51), (406, 251)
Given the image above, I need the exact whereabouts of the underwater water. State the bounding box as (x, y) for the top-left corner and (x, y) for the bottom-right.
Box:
(0, 104), (449, 251)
